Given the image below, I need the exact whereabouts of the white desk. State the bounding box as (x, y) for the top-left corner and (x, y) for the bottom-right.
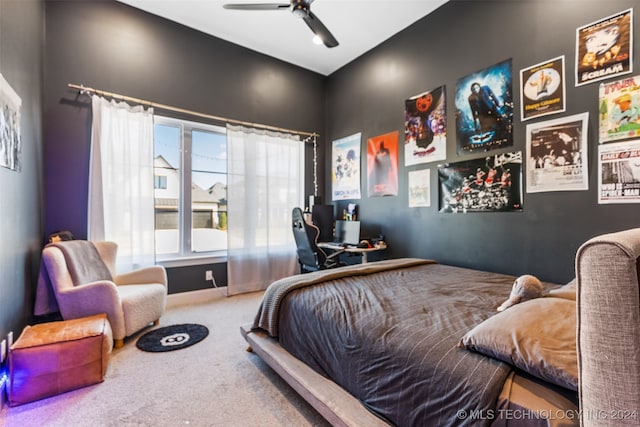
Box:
(317, 242), (387, 263)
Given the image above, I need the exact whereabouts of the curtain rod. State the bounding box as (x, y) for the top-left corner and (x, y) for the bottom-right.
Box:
(68, 83), (319, 138)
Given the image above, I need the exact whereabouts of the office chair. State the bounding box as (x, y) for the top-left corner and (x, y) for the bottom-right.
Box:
(292, 207), (344, 273)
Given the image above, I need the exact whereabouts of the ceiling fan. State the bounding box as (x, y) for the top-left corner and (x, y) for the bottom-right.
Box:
(222, 0), (339, 48)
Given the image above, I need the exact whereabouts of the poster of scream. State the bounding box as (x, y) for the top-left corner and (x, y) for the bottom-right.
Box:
(576, 9), (632, 86)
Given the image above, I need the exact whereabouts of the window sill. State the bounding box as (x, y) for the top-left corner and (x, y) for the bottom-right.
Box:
(156, 252), (227, 268)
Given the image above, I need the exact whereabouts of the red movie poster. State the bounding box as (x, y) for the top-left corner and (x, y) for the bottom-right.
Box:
(367, 131), (399, 197)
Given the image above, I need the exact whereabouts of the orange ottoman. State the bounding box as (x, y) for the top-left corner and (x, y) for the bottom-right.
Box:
(8, 313), (113, 406)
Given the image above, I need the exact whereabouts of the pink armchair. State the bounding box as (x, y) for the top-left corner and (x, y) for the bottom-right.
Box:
(36, 241), (167, 348)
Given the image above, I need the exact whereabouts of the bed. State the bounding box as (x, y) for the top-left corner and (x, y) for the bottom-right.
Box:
(242, 228), (640, 427)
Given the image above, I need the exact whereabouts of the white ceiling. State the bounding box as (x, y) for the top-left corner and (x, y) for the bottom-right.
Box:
(117, 0), (449, 76)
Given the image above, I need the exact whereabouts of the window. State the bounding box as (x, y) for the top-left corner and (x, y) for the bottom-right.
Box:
(153, 116), (227, 260)
(154, 175), (167, 189)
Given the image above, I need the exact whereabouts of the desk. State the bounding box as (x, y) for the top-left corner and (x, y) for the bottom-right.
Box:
(317, 242), (387, 263)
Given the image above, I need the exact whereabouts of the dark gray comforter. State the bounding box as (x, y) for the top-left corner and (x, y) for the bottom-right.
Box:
(254, 259), (518, 427)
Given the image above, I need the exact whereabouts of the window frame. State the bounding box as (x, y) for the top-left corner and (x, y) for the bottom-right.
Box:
(153, 115), (228, 266)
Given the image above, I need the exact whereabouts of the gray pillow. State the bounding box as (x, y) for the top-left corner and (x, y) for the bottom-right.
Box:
(460, 297), (577, 390)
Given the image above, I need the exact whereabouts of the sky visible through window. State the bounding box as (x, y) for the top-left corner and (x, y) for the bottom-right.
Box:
(154, 123), (227, 190)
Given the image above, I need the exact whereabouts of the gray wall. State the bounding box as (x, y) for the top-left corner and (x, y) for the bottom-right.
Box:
(3, 0), (639, 341)
(325, 0), (639, 283)
(0, 0), (44, 340)
(43, 0), (326, 293)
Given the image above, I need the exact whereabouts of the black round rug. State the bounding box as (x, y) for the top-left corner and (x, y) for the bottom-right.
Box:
(136, 324), (209, 352)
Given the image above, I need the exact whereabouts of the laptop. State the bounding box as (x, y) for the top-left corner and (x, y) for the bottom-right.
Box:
(333, 220), (361, 246)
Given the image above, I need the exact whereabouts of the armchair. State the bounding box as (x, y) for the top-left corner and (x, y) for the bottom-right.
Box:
(36, 240), (167, 349)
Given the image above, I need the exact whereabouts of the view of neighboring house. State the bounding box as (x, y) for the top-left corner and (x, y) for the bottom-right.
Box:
(154, 155), (227, 254)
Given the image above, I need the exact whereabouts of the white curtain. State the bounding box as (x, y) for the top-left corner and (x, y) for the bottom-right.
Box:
(88, 96), (155, 272)
(226, 125), (303, 295)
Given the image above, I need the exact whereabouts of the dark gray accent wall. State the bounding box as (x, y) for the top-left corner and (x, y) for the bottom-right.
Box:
(0, 0), (44, 340)
(43, 0), (326, 293)
(325, 0), (639, 283)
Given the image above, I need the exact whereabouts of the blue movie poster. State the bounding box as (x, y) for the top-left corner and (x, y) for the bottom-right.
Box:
(455, 59), (514, 155)
(332, 132), (362, 201)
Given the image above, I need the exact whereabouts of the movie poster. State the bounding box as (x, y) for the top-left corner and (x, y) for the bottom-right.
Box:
(438, 151), (523, 213)
(331, 132), (361, 201)
(599, 75), (640, 143)
(526, 113), (589, 193)
(0, 73), (22, 172)
(598, 139), (640, 204)
(404, 86), (446, 165)
(576, 9), (633, 86)
(367, 131), (398, 197)
(520, 56), (566, 121)
(455, 59), (514, 155)
(408, 168), (430, 208)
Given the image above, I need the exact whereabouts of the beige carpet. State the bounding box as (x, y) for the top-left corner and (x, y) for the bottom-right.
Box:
(0, 290), (330, 427)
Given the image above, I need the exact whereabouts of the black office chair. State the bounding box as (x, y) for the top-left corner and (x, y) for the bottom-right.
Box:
(292, 207), (344, 273)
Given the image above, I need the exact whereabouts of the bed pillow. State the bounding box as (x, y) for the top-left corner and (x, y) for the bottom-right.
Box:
(546, 279), (576, 300)
(460, 297), (577, 390)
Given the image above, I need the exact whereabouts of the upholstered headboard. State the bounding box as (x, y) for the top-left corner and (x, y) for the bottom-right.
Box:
(576, 228), (640, 426)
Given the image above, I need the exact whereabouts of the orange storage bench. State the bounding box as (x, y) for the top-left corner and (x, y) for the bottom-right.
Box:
(8, 313), (113, 406)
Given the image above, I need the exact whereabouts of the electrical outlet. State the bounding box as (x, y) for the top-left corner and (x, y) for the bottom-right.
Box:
(205, 270), (213, 281)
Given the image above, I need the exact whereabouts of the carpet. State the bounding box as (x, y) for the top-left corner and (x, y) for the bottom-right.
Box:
(136, 323), (209, 352)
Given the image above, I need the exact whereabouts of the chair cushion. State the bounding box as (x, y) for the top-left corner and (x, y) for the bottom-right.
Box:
(118, 284), (167, 336)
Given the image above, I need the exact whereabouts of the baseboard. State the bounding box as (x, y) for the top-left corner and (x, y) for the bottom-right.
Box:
(166, 286), (228, 308)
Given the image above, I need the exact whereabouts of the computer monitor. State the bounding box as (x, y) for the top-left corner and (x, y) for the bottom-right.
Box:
(312, 204), (334, 243)
(334, 220), (361, 245)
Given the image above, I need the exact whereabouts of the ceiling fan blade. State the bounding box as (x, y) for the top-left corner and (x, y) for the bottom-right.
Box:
(303, 10), (338, 48)
(223, 3), (290, 11)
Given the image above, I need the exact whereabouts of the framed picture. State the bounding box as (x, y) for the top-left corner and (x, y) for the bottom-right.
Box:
(408, 169), (430, 208)
(576, 9), (633, 86)
(0, 73), (22, 172)
(520, 56), (566, 121)
(455, 59), (514, 155)
(525, 112), (589, 193)
(598, 139), (640, 204)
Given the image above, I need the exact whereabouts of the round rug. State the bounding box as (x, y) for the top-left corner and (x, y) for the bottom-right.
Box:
(136, 324), (209, 352)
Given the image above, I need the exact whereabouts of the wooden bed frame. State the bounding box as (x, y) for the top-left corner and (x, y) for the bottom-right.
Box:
(242, 228), (640, 427)
(241, 324), (390, 427)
